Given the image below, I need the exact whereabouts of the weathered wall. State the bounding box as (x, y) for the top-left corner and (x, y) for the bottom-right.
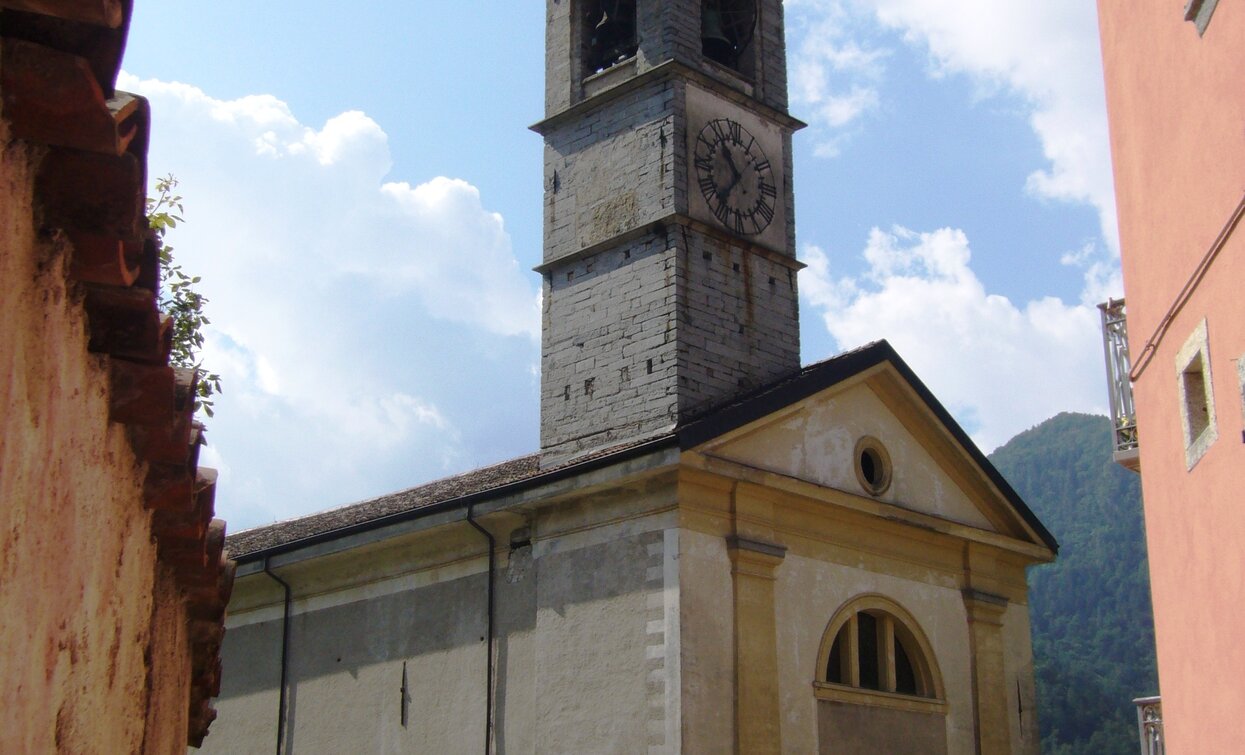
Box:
(2, 3), (234, 744)
(1098, 2), (1245, 750)
(0, 131), (189, 754)
(773, 551), (976, 754)
(540, 224), (800, 463)
(676, 515), (1039, 755)
(541, 81), (676, 263)
(709, 381), (997, 530)
(542, 0), (789, 114)
(677, 373), (1048, 755)
(537, 0), (802, 465)
(207, 484), (681, 754)
(1000, 601), (1040, 753)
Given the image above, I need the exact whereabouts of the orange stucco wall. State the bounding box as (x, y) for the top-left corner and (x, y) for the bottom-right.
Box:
(1098, 1), (1245, 750)
(0, 128), (191, 754)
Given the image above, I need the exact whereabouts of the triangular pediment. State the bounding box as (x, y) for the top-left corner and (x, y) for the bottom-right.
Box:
(679, 342), (1056, 552)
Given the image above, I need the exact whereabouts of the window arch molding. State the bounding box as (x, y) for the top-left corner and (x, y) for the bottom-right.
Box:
(814, 594), (946, 709)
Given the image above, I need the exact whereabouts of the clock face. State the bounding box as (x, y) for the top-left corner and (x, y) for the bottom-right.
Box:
(693, 118), (777, 236)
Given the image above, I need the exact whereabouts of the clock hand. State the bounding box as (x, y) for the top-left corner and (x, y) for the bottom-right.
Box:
(722, 148), (742, 182)
(717, 149), (745, 201)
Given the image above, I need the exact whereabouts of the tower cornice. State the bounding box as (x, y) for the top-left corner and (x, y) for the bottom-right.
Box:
(532, 213), (808, 275)
(530, 59), (807, 136)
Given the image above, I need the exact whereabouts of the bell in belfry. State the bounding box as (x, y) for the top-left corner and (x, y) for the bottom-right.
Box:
(702, 2), (736, 65)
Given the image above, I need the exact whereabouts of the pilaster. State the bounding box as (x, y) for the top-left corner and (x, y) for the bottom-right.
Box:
(963, 589), (1012, 755)
(726, 483), (785, 753)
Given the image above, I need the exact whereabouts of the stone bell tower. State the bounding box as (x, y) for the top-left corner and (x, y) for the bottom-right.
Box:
(535, 0), (804, 466)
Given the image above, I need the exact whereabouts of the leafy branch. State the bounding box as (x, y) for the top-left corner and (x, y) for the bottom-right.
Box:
(147, 175), (222, 418)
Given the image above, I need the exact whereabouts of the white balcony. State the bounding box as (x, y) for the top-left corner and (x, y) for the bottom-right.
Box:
(1099, 299), (1140, 471)
(1134, 696), (1164, 755)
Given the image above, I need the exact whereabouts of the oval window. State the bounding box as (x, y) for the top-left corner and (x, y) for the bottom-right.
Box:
(853, 436), (892, 496)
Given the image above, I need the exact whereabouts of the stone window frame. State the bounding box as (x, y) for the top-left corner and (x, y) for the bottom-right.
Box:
(1237, 354), (1245, 432)
(1184, 0), (1220, 36)
(853, 436), (893, 497)
(1175, 318), (1218, 469)
(813, 594), (947, 714)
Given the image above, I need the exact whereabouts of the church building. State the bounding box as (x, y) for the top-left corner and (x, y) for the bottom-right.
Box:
(206, 2), (1056, 752)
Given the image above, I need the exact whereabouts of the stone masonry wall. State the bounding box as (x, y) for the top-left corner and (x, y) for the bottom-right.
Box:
(676, 231), (800, 418)
(539, 0), (800, 463)
(543, 80), (677, 263)
(541, 234), (680, 458)
(540, 224), (799, 463)
(544, 0), (790, 114)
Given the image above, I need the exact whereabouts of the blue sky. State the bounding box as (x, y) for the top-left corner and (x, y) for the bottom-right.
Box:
(120, 1), (1119, 530)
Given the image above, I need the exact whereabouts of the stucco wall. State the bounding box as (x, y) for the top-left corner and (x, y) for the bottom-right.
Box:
(209, 497), (680, 754)
(0, 133), (191, 754)
(1000, 601), (1039, 753)
(678, 529), (737, 753)
(774, 551), (976, 754)
(1098, 3), (1245, 750)
(710, 382), (996, 530)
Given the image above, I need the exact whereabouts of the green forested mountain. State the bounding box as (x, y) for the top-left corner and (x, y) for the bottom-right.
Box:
(989, 412), (1157, 755)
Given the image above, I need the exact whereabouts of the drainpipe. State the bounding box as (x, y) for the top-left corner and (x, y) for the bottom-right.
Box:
(465, 505), (495, 755)
(263, 558), (293, 755)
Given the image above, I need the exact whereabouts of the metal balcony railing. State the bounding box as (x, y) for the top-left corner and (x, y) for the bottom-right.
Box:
(1134, 696), (1164, 755)
(1099, 298), (1140, 471)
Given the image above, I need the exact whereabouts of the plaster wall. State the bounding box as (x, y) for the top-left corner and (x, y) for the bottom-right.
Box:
(1098, 3), (1245, 748)
(816, 704), (947, 755)
(773, 550), (976, 754)
(677, 529), (736, 753)
(676, 464), (1039, 755)
(1000, 602), (1040, 754)
(709, 382), (996, 531)
(0, 134), (190, 753)
(677, 523), (1031, 754)
(208, 490), (681, 754)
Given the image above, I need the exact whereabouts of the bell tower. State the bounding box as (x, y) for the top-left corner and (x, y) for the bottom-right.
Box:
(535, 0), (804, 465)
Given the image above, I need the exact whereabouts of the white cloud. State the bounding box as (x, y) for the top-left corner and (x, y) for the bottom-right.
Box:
(118, 74), (540, 528)
(789, 1), (1123, 449)
(818, 85), (881, 128)
(802, 227), (1106, 452)
(864, 0), (1118, 254)
(788, 0), (1118, 255)
(787, 0), (888, 151)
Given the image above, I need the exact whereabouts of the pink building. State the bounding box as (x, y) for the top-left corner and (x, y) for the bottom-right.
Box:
(1097, 1), (1244, 751)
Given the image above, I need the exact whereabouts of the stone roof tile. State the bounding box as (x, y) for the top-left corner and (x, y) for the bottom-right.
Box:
(226, 454), (543, 558)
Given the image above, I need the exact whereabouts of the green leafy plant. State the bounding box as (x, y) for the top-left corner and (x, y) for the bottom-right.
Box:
(147, 174), (222, 418)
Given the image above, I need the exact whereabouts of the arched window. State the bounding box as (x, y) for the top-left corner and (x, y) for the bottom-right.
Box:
(816, 595), (943, 702)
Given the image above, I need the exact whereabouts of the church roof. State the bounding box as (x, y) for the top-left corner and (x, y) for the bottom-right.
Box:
(227, 340), (1056, 562)
(226, 453), (540, 559)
